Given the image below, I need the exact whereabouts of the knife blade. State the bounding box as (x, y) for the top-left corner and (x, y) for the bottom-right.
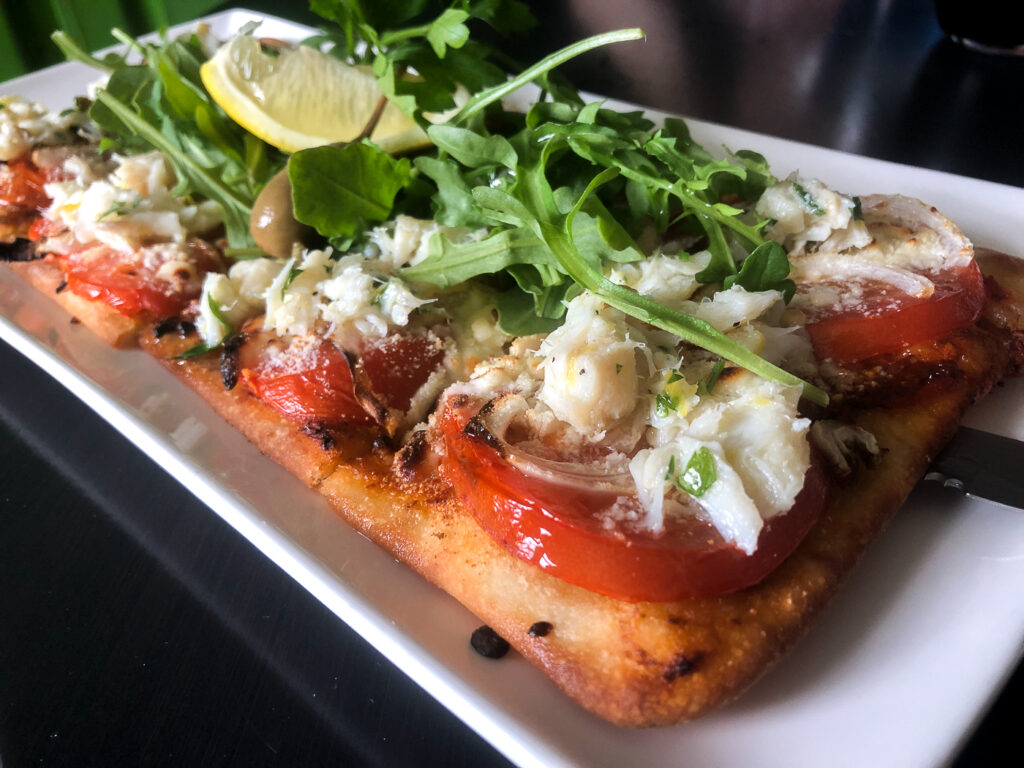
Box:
(924, 426), (1024, 509)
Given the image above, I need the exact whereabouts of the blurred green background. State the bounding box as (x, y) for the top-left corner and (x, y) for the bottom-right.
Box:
(0, 0), (320, 81)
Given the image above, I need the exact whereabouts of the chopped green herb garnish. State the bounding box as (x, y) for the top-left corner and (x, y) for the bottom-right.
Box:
(793, 182), (825, 216)
(281, 265), (303, 298)
(851, 195), (863, 221)
(699, 359), (726, 395)
(97, 198), (142, 220)
(673, 446), (717, 497)
(655, 392), (678, 418)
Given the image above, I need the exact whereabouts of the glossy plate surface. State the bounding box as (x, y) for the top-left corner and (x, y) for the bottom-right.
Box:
(1, 9), (1023, 768)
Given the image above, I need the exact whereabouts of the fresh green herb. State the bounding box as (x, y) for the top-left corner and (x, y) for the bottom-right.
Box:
(281, 265), (304, 298)
(793, 182), (824, 216)
(699, 359), (726, 395)
(723, 241), (797, 302)
(289, 142), (413, 242)
(851, 195), (863, 221)
(206, 291), (232, 329)
(173, 342), (215, 360)
(655, 392), (678, 418)
(96, 198), (143, 220)
(673, 446), (717, 497)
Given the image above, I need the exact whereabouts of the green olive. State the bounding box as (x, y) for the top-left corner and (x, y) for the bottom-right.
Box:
(250, 166), (318, 259)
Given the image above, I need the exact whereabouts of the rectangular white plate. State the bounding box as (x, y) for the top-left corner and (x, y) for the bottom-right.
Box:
(2, 9), (1023, 768)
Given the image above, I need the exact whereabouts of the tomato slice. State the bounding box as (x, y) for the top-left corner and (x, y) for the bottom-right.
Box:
(60, 239), (221, 318)
(0, 159), (49, 210)
(359, 333), (445, 412)
(27, 215), (65, 241)
(241, 337), (372, 427)
(440, 395), (828, 602)
(803, 261), (985, 363)
(240, 332), (444, 428)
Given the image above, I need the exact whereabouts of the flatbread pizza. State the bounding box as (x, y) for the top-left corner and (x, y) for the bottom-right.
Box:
(3, 6), (1023, 728)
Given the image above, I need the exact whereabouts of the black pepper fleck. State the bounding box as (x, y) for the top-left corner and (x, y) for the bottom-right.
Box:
(470, 625), (509, 659)
(528, 621), (553, 637)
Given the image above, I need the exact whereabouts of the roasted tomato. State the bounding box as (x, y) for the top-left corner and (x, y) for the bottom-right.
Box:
(240, 335), (372, 426)
(359, 333), (445, 412)
(240, 332), (444, 428)
(803, 261), (985, 363)
(439, 395), (828, 602)
(0, 158), (50, 210)
(60, 238), (222, 318)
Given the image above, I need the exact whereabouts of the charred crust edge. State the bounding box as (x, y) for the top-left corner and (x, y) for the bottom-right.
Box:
(663, 651), (705, 682)
(300, 419), (336, 451)
(0, 238), (41, 263)
(463, 415), (505, 457)
(219, 332), (247, 391)
(394, 429), (429, 477)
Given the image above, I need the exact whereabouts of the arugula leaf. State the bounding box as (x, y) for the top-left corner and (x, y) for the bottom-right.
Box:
(289, 142), (412, 239)
(723, 241), (796, 302)
(402, 226), (554, 287)
(494, 268), (575, 335)
(494, 285), (560, 334)
(93, 90), (256, 247)
(451, 28), (645, 124)
(693, 212), (736, 284)
(427, 124), (517, 169)
(509, 146), (828, 405)
(412, 155), (488, 225)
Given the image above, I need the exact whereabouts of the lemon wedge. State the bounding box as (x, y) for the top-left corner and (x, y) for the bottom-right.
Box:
(200, 36), (433, 154)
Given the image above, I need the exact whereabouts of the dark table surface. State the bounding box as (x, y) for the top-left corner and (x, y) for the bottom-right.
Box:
(2, 1), (1022, 766)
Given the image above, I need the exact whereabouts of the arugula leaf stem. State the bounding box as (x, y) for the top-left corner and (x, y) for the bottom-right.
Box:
(674, 187), (764, 247)
(451, 28), (644, 125)
(379, 24), (432, 46)
(110, 27), (146, 57)
(51, 31), (117, 73)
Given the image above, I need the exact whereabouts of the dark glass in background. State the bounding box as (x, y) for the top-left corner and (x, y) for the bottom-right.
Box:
(935, 0), (1024, 53)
